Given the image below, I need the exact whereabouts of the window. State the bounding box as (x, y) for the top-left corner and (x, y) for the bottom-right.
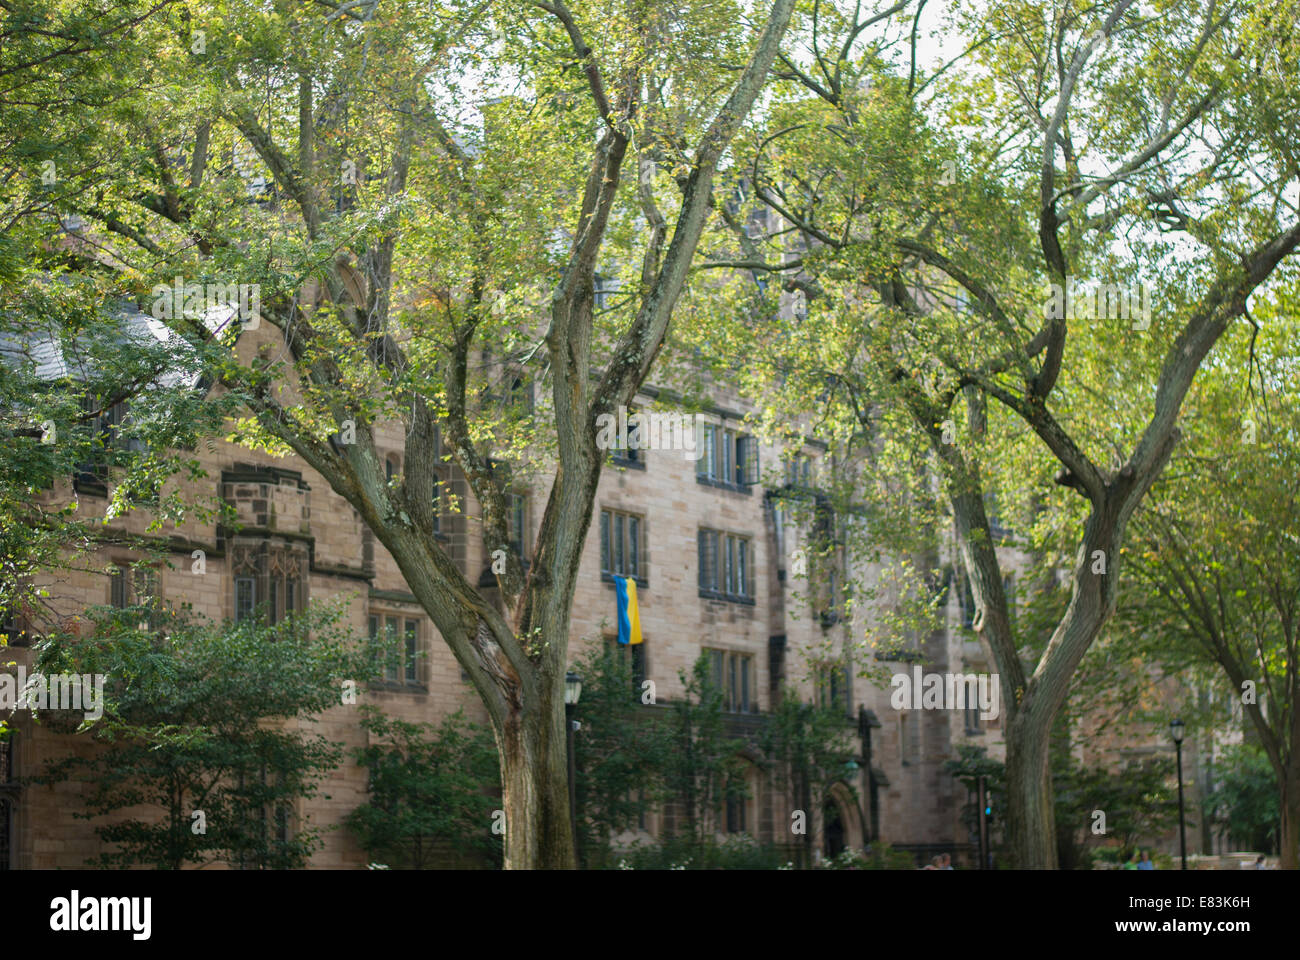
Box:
(600, 509), (643, 580)
(74, 397), (141, 495)
(385, 455), (400, 483)
(610, 408), (642, 464)
(507, 374), (532, 413)
(593, 273), (618, 312)
(817, 662), (851, 714)
(698, 529), (752, 600)
(696, 424), (758, 487)
(377, 615), (399, 682)
(510, 493), (527, 558)
(267, 554), (302, 626)
(725, 793), (746, 834)
(784, 453), (814, 487)
(606, 636), (648, 699)
(371, 613), (422, 686)
(985, 491), (1011, 539)
(134, 567), (160, 629)
(404, 619), (419, 683)
(901, 714), (920, 764)
(707, 649), (755, 713)
(109, 563), (162, 629)
(231, 543), (307, 625)
(110, 567), (129, 610)
(954, 285), (970, 314)
(964, 696), (983, 734)
(240, 765), (293, 870)
(235, 577), (257, 622)
(274, 803), (290, 845)
(0, 600), (24, 648)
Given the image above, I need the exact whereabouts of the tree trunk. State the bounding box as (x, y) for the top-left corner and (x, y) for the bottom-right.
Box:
(496, 690), (575, 870)
(1004, 708), (1058, 869)
(1279, 763), (1300, 870)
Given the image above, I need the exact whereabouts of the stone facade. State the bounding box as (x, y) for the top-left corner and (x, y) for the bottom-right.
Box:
(1, 364), (1002, 869)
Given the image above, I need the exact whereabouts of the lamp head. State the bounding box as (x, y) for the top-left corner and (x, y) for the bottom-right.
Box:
(564, 671), (583, 706)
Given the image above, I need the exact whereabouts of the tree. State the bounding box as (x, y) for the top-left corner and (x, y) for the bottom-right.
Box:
(570, 643), (670, 868)
(0, 0), (240, 743)
(691, 0), (1300, 866)
(1204, 743), (1279, 855)
(758, 690), (858, 866)
(1052, 755), (1180, 868)
(943, 744), (1006, 864)
(662, 654), (750, 851)
(346, 705), (502, 869)
(30, 601), (376, 869)
(0, 0), (798, 869)
(1120, 301), (1300, 867)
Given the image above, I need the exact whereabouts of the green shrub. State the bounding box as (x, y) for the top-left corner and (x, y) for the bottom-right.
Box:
(612, 835), (787, 870)
(822, 843), (915, 870)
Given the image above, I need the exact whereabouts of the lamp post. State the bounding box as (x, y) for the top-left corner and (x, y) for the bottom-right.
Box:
(564, 671), (583, 868)
(857, 705), (880, 843)
(1171, 717), (1187, 870)
(976, 775), (992, 870)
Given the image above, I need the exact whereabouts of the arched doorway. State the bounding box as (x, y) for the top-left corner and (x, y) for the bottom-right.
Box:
(824, 781), (865, 857)
(823, 799), (846, 858)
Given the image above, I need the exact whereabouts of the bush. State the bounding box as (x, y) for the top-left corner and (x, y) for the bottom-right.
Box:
(612, 835), (787, 870)
(822, 843), (916, 870)
(346, 706), (502, 869)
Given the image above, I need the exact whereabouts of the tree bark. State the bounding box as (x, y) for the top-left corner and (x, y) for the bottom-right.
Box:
(1004, 710), (1056, 869)
(497, 678), (576, 870)
(1279, 761), (1300, 870)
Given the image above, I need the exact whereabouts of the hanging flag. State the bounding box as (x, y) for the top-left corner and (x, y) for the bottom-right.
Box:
(614, 575), (642, 646)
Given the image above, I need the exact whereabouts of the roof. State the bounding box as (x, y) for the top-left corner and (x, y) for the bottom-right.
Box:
(0, 297), (222, 392)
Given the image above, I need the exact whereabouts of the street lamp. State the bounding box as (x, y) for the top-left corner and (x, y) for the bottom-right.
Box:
(1171, 717), (1187, 870)
(564, 671), (583, 706)
(565, 671), (582, 867)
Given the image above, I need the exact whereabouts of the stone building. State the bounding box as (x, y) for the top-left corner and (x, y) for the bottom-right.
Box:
(0, 316), (998, 870)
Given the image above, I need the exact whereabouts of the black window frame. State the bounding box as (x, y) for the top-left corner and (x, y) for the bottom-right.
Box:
(510, 492), (527, 559)
(696, 424), (758, 491)
(370, 612), (424, 689)
(110, 561), (163, 629)
(235, 576), (257, 622)
(600, 508), (645, 584)
(698, 528), (754, 603)
(706, 648), (756, 713)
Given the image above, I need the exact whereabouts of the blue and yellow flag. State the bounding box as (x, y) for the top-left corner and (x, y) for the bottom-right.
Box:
(614, 575), (642, 645)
